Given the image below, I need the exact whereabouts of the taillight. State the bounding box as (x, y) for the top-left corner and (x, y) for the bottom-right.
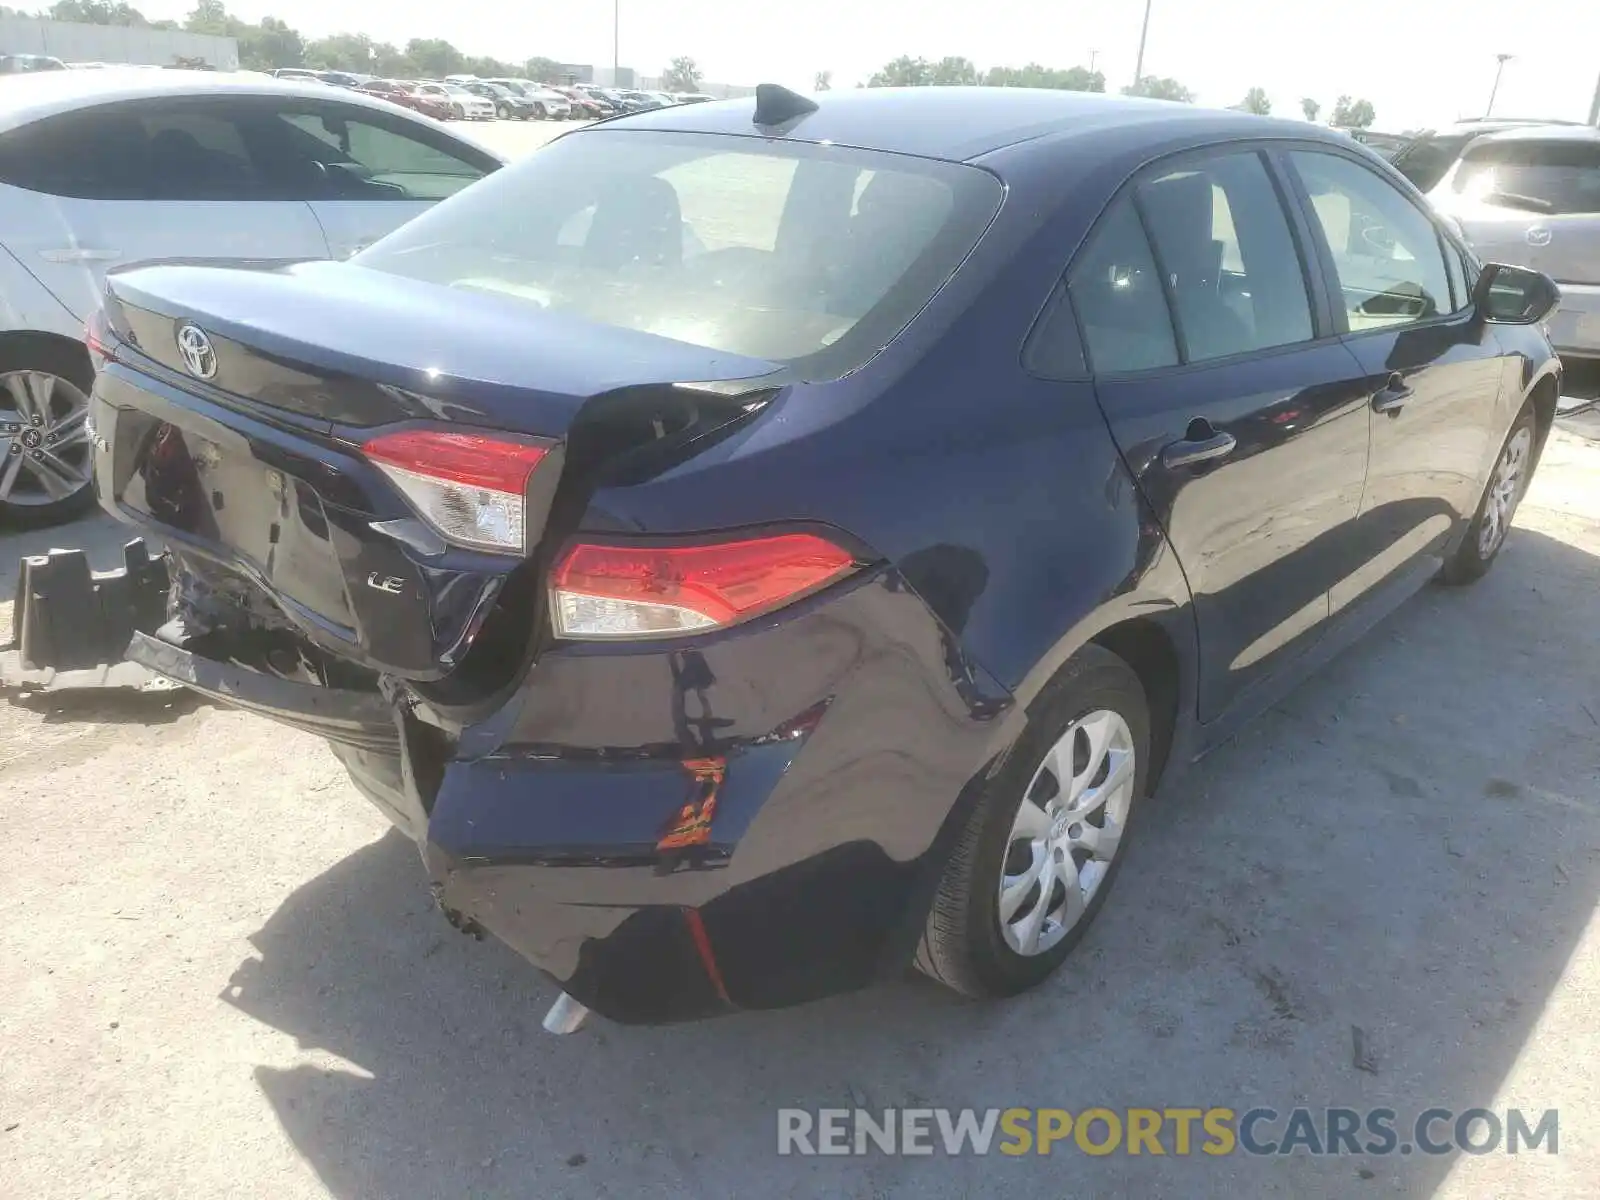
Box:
(362, 429), (550, 554)
(550, 533), (857, 640)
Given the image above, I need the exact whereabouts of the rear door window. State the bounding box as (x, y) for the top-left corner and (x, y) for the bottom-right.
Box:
(1065, 200), (1178, 373)
(1135, 152), (1314, 363)
(274, 105), (494, 201)
(0, 102), (266, 200)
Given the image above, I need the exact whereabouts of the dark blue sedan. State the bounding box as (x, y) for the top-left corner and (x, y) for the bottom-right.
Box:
(72, 84), (1562, 1026)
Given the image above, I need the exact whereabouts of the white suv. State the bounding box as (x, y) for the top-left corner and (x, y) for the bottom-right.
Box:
(0, 69), (502, 527)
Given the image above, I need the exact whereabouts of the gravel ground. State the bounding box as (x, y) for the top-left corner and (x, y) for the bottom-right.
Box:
(2, 119), (1599, 1194)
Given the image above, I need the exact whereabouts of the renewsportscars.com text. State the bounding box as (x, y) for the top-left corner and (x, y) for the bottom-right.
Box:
(776, 1106), (1559, 1157)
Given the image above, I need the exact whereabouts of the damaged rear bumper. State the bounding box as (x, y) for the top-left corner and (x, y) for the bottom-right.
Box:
(7, 545), (1015, 1023)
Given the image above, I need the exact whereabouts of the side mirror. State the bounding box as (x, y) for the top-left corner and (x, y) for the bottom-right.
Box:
(1473, 262), (1561, 325)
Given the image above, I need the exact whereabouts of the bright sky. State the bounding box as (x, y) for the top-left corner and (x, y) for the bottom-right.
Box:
(137, 0), (1600, 131)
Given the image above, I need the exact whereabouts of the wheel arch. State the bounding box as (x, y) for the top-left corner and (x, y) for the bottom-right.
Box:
(996, 591), (1199, 800)
(0, 329), (93, 382)
(1525, 366), (1560, 462)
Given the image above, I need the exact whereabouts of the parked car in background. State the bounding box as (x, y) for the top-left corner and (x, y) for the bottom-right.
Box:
(554, 86), (610, 118)
(314, 70), (369, 90)
(572, 83), (637, 113)
(0, 54), (66, 75)
(67, 87), (1560, 1027)
(270, 67), (322, 84)
(0, 69), (502, 527)
(1427, 124), (1600, 362)
(560, 86), (614, 118)
(674, 92), (715, 104)
(521, 84), (575, 119)
(1389, 117), (1586, 193)
(358, 78), (451, 121)
(615, 89), (666, 112)
(412, 82), (494, 121)
(461, 81), (536, 121)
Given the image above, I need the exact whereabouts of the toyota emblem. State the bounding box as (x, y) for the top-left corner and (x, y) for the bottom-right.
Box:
(1526, 226), (1553, 247)
(175, 323), (217, 380)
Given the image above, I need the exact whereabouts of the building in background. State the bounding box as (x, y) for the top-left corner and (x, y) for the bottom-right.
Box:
(0, 16), (238, 70)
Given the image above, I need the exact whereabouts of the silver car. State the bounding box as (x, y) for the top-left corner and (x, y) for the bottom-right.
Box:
(1427, 125), (1600, 360)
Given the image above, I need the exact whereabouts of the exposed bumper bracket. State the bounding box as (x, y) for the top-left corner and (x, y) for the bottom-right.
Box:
(0, 540), (169, 691)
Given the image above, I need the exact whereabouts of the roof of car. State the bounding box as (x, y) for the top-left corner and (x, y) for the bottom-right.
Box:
(1461, 123), (1600, 147)
(0, 67), (417, 135)
(595, 85), (1349, 162)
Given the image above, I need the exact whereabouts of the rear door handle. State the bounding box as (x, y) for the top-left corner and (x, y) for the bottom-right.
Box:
(39, 247), (121, 263)
(1371, 372), (1413, 415)
(1161, 426), (1237, 469)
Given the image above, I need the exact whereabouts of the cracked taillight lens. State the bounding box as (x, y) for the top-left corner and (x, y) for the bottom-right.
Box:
(362, 430), (550, 554)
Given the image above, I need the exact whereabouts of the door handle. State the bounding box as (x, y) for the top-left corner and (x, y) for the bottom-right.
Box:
(1371, 372), (1413, 415)
(1161, 425), (1237, 470)
(38, 247), (121, 263)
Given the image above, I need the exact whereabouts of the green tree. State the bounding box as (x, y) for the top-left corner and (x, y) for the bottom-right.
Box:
(48, 0), (148, 23)
(986, 63), (1104, 91)
(1300, 97), (1320, 122)
(236, 14), (303, 71)
(868, 55), (933, 87)
(525, 56), (564, 82)
(304, 31), (374, 72)
(660, 55), (700, 91)
(1238, 86), (1270, 115)
(1123, 75), (1194, 102)
(404, 37), (462, 77)
(929, 55), (978, 85)
(1330, 94), (1376, 128)
(813, 69), (832, 91)
(182, 0), (227, 34)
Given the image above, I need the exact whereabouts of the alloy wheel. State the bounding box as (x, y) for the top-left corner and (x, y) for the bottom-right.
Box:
(1478, 426), (1532, 559)
(0, 369), (93, 507)
(998, 709), (1136, 957)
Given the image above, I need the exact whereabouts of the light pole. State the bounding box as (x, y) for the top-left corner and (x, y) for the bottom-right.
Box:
(612, 0), (620, 86)
(1486, 53), (1513, 116)
(1132, 0), (1152, 89)
(1589, 69), (1600, 126)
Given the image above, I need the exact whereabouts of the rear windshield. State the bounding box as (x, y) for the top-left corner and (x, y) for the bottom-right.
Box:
(352, 129), (1003, 377)
(1391, 134), (1472, 193)
(1452, 139), (1600, 214)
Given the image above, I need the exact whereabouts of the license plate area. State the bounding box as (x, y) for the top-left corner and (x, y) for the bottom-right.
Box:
(98, 393), (359, 633)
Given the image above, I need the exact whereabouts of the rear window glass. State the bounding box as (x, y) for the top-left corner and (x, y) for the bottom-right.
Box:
(352, 129), (1003, 377)
(1452, 140), (1600, 215)
(1390, 135), (1471, 193)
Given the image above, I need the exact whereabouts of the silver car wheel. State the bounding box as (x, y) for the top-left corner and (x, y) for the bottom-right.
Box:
(998, 709), (1136, 957)
(0, 369), (93, 506)
(1477, 425), (1532, 559)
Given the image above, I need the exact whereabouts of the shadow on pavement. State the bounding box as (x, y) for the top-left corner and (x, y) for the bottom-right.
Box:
(222, 525), (1600, 1197)
(10, 686), (206, 725)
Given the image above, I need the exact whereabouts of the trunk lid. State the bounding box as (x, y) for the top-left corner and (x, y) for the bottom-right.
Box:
(96, 261), (780, 683)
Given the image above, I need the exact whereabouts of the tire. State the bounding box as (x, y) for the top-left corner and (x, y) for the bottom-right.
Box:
(534, 103), (547, 120)
(451, 103), (464, 120)
(916, 645), (1151, 999)
(496, 103), (511, 120)
(1439, 402), (1538, 586)
(0, 339), (99, 530)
